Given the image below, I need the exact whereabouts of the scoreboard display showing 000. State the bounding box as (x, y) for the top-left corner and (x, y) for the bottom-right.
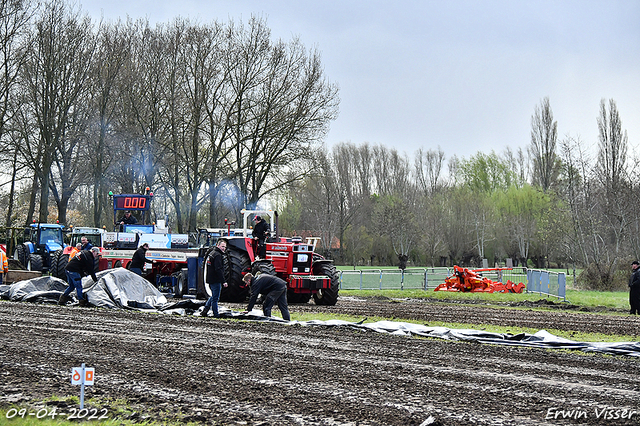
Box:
(113, 195), (152, 211)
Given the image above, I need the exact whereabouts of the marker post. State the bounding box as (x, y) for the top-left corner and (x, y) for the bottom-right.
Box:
(71, 363), (95, 409)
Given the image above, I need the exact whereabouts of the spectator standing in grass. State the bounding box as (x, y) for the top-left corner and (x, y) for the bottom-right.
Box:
(629, 261), (640, 315)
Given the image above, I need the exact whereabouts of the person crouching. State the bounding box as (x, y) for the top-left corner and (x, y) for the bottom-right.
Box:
(242, 272), (290, 321)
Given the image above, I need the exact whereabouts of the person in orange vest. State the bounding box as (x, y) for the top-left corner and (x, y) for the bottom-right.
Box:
(68, 243), (82, 260)
(0, 249), (8, 285)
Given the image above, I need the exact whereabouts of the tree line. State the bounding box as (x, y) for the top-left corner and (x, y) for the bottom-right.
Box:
(0, 0), (338, 232)
(277, 97), (637, 290)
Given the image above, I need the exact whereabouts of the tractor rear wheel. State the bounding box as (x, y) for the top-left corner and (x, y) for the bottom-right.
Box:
(220, 245), (251, 302)
(14, 244), (29, 269)
(28, 254), (44, 272)
(251, 261), (276, 276)
(312, 262), (339, 306)
(50, 250), (69, 279)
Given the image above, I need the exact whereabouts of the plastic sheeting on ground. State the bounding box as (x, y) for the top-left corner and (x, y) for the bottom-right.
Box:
(0, 269), (169, 311)
(288, 319), (640, 358)
(1, 276), (68, 303)
(87, 268), (167, 309)
(2, 276), (639, 357)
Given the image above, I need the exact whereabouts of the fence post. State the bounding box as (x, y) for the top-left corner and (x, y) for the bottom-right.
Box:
(359, 270), (363, 290)
(401, 269), (404, 290)
(558, 272), (566, 302)
(424, 269), (428, 290)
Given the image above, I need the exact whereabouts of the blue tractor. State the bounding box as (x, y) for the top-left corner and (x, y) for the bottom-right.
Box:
(14, 223), (66, 272)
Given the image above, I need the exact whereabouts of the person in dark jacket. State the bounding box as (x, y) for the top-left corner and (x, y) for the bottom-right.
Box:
(118, 211), (138, 225)
(80, 236), (93, 251)
(629, 260), (640, 314)
(130, 243), (153, 275)
(58, 247), (101, 306)
(201, 239), (228, 318)
(252, 215), (269, 259)
(242, 272), (290, 321)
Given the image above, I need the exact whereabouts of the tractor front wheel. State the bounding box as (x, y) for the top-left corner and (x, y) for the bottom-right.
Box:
(251, 261), (276, 276)
(28, 254), (43, 272)
(312, 262), (339, 306)
(50, 250), (69, 279)
(174, 269), (187, 298)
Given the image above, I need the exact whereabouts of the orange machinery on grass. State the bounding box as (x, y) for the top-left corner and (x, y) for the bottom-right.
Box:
(434, 265), (526, 293)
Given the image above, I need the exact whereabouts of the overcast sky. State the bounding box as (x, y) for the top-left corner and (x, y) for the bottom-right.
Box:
(79, 0), (640, 161)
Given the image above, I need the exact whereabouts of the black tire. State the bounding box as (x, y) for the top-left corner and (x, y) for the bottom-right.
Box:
(28, 253), (44, 272)
(312, 262), (339, 306)
(251, 260), (276, 276)
(174, 269), (187, 298)
(14, 244), (29, 269)
(220, 246), (251, 302)
(50, 250), (69, 279)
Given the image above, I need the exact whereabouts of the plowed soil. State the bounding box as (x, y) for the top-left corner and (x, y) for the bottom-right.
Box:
(1, 296), (640, 425)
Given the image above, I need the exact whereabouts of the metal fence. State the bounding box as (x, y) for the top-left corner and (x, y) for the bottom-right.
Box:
(338, 266), (566, 300)
(526, 269), (567, 301)
(339, 267), (452, 290)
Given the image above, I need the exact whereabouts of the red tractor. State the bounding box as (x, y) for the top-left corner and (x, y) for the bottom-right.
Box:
(217, 210), (339, 305)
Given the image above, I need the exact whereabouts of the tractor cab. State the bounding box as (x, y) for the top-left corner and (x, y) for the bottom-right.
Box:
(23, 223), (65, 253)
(66, 227), (105, 249)
(14, 223), (66, 271)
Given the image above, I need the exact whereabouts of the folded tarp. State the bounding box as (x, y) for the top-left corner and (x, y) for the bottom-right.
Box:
(0, 269), (168, 311)
(86, 268), (167, 309)
(1, 276), (68, 302)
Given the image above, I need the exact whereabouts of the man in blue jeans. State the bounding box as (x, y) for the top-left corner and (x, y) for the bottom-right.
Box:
(201, 239), (228, 318)
(58, 247), (100, 307)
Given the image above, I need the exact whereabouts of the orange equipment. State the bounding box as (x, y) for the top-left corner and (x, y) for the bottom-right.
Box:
(434, 265), (525, 293)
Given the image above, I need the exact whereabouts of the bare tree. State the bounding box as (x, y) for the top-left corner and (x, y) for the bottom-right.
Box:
(596, 98), (628, 194)
(414, 146), (445, 195)
(372, 144), (411, 197)
(112, 21), (168, 198)
(529, 97), (560, 192)
(84, 19), (137, 226)
(225, 17), (339, 208)
(0, 0), (34, 227)
(18, 0), (96, 222)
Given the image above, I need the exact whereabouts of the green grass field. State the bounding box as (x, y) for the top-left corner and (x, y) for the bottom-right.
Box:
(333, 265), (627, 308)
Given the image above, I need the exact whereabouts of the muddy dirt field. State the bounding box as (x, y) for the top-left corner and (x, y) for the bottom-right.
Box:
(1, 296), (640, 425)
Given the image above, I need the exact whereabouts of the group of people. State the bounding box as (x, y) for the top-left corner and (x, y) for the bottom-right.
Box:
(202, 233), (290, 321)
(55, 213), (290, 320)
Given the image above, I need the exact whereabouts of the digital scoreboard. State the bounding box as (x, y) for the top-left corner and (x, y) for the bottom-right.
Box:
(112, 194), (152, 211)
